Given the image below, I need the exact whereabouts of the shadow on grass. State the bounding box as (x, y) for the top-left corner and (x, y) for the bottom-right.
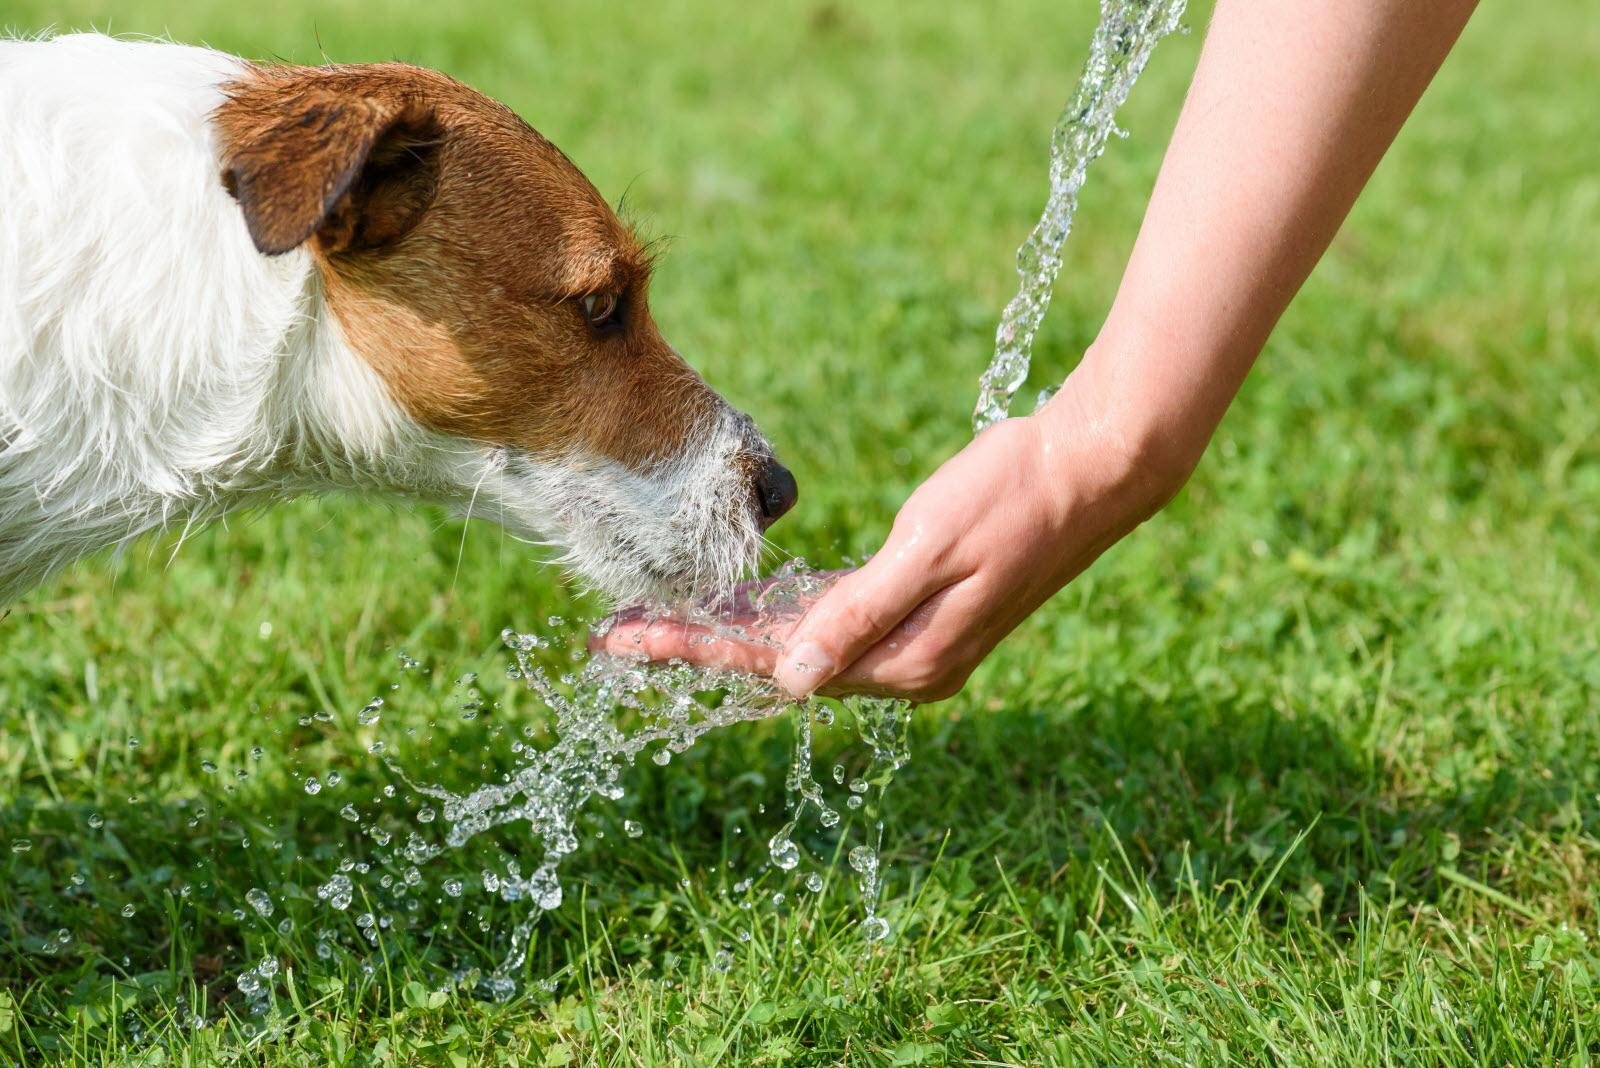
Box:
(2, 679), (1591, 1043)
(876, 681), (1594, 928)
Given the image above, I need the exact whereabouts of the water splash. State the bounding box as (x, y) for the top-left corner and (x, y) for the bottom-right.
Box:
(221, 563), (918, 1002)
(972, 0), (1188, 431)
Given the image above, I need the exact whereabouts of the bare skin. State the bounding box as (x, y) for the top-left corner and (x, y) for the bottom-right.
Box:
(595, 0), (1480, 701)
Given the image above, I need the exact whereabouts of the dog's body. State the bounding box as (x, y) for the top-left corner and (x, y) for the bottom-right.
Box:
(0, 34), (793, 605)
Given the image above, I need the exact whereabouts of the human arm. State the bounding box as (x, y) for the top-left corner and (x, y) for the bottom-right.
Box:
(595, 0), (1479, 700)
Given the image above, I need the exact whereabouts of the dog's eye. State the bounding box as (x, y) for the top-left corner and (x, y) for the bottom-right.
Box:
(581, 291), (621, 329)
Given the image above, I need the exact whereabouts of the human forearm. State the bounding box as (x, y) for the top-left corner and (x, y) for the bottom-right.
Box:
(1065, 0), (1478, 476)
(597, 0), (1480, 703)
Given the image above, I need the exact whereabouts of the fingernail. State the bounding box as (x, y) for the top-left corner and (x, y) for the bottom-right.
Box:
(775, 641), (834, 698)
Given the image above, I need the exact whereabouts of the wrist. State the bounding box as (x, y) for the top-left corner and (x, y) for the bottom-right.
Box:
(1031, 344), (1204, 520)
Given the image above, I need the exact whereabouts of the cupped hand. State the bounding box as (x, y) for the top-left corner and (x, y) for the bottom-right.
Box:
(591, 365), (1189, 701)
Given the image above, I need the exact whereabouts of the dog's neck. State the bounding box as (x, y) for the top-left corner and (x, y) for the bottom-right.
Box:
(0, 35), (423, 602)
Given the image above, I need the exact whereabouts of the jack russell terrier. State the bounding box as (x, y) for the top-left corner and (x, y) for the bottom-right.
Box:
(0, 33), (797, 606)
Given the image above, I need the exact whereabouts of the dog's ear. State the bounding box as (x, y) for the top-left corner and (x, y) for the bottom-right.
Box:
(217, 72), (443, 256)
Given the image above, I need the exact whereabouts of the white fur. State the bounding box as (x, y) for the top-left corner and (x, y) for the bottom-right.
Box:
(0, 33), (763, 605)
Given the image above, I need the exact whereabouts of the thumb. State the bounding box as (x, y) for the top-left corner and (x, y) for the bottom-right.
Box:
(773, 531), (952, 698)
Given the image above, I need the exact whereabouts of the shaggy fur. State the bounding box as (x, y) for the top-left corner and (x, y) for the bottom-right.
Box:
(0, 34), (778, 605)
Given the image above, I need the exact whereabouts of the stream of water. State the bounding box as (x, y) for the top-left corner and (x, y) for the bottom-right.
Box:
(972, 0), (1188, 431)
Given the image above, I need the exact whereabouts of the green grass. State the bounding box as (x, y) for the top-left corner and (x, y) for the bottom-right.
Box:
(3, 0), (1599, 1063)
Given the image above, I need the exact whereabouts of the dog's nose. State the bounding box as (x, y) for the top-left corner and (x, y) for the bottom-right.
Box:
(754, 459), (798, 530)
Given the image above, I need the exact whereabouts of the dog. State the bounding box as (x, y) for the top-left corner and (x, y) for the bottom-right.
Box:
(0, 33), (796, 606)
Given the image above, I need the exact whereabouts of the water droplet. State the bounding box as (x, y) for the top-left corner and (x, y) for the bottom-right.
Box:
(317, 874), (354, 911)
(358, 698), (383, 726)
(623, 820), (644, 838)
(531, 869), (563, 911)
(367, 741), (386, 755)
(87, 813), (104, 829)
(860, 915), (891, 943)
(127, 737), (141, 750)
(847, 846), (878, 877)
(710, 949), (733, 973)
(482, 975), (517, 1001)
(443, 879), (464, 897)
(121, 903), (136, 918)
(10, 839), (31, 853)
(304, 776), (321, 795)
(805, 872), (824, 893)
(767, 833), (800, 871)
(340, 804), (360, 822)
(245, 888), (274, 919)
(651, 749), (671, 766)
(326, 771), (342, 788)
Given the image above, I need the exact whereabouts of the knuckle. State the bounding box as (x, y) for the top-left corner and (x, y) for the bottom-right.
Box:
(837, 599), (888, 638)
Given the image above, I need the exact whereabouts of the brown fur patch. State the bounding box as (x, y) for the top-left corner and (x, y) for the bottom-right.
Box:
(215, 63), (719, 466)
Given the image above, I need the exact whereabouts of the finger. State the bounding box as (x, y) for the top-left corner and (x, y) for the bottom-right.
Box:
(820, 543), (1089, 701)
(772, 536), (959, 698)
(592, 617), (785, 676)
(817, 577), (993, 700)
(590, 570), (836, 664)
(595, 569), (843, 640)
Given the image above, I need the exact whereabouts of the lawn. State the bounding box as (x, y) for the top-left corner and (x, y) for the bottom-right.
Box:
(3, 0), (1599, 1063)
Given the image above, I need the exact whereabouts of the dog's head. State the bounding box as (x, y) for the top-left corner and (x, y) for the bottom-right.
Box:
(213, 63), (795, 603)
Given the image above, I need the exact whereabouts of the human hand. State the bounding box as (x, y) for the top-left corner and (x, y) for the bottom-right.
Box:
(593, 0), (1478, 701)
(592, 360), (1190, 701)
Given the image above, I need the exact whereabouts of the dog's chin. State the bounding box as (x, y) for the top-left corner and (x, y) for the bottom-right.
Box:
(471, 448), (765, 609)
(525, 506), (762, 607)
(562, 533), (758, 608)
(439, 411), (770, 607)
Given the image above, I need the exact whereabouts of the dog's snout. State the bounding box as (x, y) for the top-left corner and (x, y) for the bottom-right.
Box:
(754, 459), (798, 530)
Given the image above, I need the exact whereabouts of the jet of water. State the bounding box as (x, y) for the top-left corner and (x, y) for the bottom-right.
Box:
(972, 0), (1189, 432)
(223, 0), (1191, 1010)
